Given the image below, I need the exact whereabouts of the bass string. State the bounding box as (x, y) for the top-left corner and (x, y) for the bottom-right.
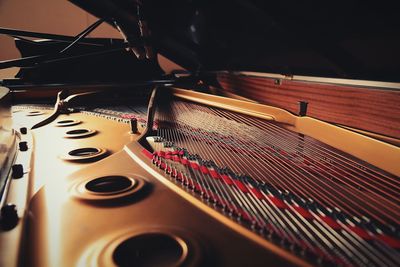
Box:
(154, 101), (400, 266)
(173, 102), (400, 266)
(189, 102), (400, 264)
(217, 105), (400, 189)
(168, 102), (335, 256)
(171, 102), (372, 266)
(207, 102), (399, 191)
(192, 102), (400, 224)
(166, 125), (253, 220)
(179, 102), (387, 225)
(219, 106), (400, 198)
(159, 107), (285, 245)
(170, 102), (396, 266)
(158, 105), (243, 217)
(208, 107), (400, 221)
(166, 105), (271, 230)
(153, 100), (400, 266)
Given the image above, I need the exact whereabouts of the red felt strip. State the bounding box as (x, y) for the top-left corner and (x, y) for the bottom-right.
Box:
(268, 196), (289, 209)
(186, 176), (195, 188)
(221, 174), (234, 185)
(141, 148), (154, 159)
(237, 208), (252, 222)
(193, 182), (202, 193)
(278, 150), (288, 156)
(176, 172), (183, 181)
(200, 165), (209, 174)
(159, 162), (166, 170)
(209, 169), (221, 179)
(166, 166), (172, 174)
(291, 205), (313, 219)
(319, 215), (341, 230)
(233, 180), (249, 193)
(377, 234), (400, 249)
(171, 168), (177, 178)
(347, 226), (373, 240)
(180, 174), (188, 184)
(249, 187), (264, 199)
(190, 162), (200, 170)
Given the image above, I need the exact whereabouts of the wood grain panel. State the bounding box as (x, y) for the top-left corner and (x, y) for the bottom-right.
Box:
(217, 73), (400, 139)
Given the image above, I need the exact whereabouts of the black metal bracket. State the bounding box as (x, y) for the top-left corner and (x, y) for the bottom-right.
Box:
(0, 19), (117, 70)
(0, 27), (108, 45)
(59, 18), (105, 54)
(0, 43), (129, 69)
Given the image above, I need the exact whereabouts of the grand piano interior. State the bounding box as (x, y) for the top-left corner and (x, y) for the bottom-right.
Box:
(0, 1), (399, 266)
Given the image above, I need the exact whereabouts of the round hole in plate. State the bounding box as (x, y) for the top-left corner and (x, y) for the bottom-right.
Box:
(56, 119), (81, 127)
(112, 233), (186, 267)
(68, 147), (101, 157)
(64, 128), (96, 138)
(26, 110), (44, 116)
(85, 176), (133, 194)
(67, 129), (90, 135)
(58, 119), (74, 124)
(60, 147), (106, 162)
(71, 175), (145, 201)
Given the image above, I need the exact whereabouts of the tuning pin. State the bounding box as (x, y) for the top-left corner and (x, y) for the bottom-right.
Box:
(305, 198), (317, 211)
(151, 155), (157, 164)
(163, 141), (174, 148)
(170, 168), (177, 178)
(165, 164), (172, 175)
(263, 184), (278, 196)
(130, 118), (138, 133)
(374, 223), (398, 237)
(223, 167), (234, 176)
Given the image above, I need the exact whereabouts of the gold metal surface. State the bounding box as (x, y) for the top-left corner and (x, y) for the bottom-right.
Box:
(63, 128), (97, 139)
(78, 230), (191, 267)
(3, 86), (399, 267)
(11, 104), (298, 267)
(70, 175), (145, 201)
(55, 119), (82, 127)
(11, 110), (134, 194)
(125, 142), (311, 267)
(59, 147), (107, 162)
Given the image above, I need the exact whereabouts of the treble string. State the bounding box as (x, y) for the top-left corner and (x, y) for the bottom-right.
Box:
(149, 99), (400, 266)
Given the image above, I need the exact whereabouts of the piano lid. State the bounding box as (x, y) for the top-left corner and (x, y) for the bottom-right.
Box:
(69, 0), (400, 83)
